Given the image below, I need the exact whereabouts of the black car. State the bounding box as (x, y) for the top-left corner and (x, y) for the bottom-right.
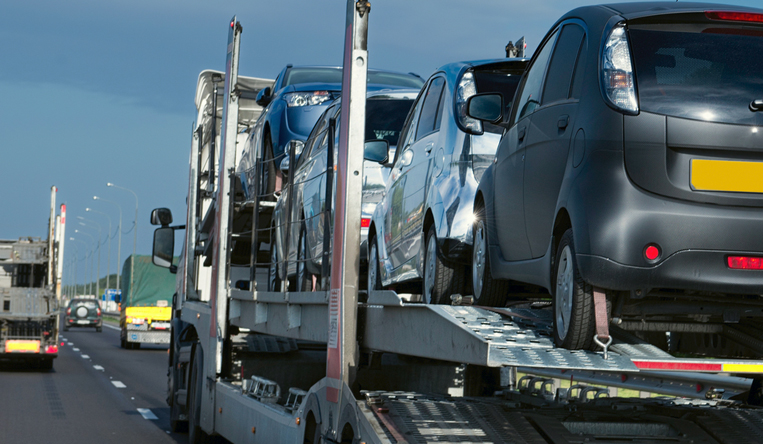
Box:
(471, 3), (763, 350)
(64, 299), (102, 332)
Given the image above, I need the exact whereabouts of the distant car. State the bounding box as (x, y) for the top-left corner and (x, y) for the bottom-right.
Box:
(471, 2), (763, 350)
(269, 89), (418, 291)
(237, 65), (424, 202)
(64, 299), (102, 332)
(367, 59), (527, 304)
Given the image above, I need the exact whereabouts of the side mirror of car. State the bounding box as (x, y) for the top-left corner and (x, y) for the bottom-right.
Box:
(150, 208), (173, 226)
(467, 93), (504, 124)
(256, 87), (272, 107)
(364, 139), (389, 164)
(152, 226), (174, 269)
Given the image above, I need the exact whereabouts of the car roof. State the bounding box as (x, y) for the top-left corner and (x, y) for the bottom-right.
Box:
(565, 2), (763, 22)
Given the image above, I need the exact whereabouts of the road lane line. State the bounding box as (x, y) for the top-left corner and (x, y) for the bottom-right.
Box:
(111, 381), (126, 388)
(73, 348), (80, 351)
(103, 324), (120, 331)
(81, 355), (90, 359)
(93, 365), (104, 371)
(137, 408), (158, 420)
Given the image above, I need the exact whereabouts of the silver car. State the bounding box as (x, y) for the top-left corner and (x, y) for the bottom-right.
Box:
(367, 59), (528, 304)
(269, 89), (418, 291)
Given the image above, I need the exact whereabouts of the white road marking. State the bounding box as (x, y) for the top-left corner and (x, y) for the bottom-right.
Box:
(137, 408), (158, 420)
(68, 343), (74, 346)
(103, 323), (120, 331)
(61, 338), (68, 342)
(111, 381), (126, 388)
(73, 348), (80, 351)
(81, 354), (90, 359)
(93, 365), (104, 371)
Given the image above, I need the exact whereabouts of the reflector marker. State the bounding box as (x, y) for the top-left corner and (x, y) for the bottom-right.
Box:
(634, 360), (763, 373)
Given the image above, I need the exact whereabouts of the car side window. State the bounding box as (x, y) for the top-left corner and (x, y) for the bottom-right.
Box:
(542, 24), (586, 104)
(393, 90), (425, 166)
(569, 35), (588, 99)
(512, 28), (559, 125)
(415, 76), (446, 141)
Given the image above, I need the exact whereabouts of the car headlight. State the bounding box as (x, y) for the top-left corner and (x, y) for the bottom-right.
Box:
(456, 71), (482, 133)
(283, 91), (334, 108)
(601, 23), (638, 114)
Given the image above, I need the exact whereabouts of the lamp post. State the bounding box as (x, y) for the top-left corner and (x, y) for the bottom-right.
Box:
(94, 196), (122, 294)
(86, 208), (112, 293)
(69, 237), (90, 296)
(77, 217), (102, 300)
(75, 230), (96, 297)
(69, 242), (79, 297)
(107, 183), (138, 304)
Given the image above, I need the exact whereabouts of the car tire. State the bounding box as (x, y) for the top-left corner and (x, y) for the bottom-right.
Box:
(96, 326), (102, 333)
(471, 214), (509, 307)
(423, 226), (465, 305)
(262, 135), (278, 199)
(296, 222), (315, 292)
(367, 235), (382, 292)
(63, 325), (69, 332)
(267, 225), (281, 292)
(552, 229), (595, 350)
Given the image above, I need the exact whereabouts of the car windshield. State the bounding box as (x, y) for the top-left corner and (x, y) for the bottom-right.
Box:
(365, 98), (414, 146)
(630, 24), (763, 125)
(284, 67), (422, 89)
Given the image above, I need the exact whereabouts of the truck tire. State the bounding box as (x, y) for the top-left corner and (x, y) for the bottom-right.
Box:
(188, 344), (211, 444)
(39, 358), (54, 371)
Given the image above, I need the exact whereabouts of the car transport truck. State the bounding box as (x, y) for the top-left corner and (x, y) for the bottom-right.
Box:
(149, 5), (763, 443)
(0, 186), (63, 369)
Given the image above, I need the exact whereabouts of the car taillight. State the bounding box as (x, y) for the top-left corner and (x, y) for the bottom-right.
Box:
(45, 345), (58, 354)
(96, 308), (101, 316)
(601, 22), (638, 114)
(728, 256), (763, 270)
(706, 11), (763, 23)
(361, 217), (371, 228)
(66, 308), (71, 315)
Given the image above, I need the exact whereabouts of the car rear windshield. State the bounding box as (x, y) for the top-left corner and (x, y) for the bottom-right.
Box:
(365, 98), (414, 146)
(73, 300), (98, 308)
(284, 67), (423, 89)
(630, 24), (763, 126)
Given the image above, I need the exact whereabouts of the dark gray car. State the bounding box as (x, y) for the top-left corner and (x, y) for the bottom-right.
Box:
(64, 298), (102, 332)
(473, 2), (763, 350)
(368, 59), (527, 304)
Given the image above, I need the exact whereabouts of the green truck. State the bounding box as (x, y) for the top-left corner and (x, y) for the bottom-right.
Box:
(118, 255), (176, 349)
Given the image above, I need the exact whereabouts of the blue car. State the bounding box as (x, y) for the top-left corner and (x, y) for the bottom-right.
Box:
(237, 65), (423, 201)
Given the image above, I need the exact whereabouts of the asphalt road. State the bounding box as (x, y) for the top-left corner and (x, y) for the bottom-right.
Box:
(0, 321), (186, 444)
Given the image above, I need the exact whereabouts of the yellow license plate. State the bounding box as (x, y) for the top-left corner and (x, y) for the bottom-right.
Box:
(691, 159), (763, 193)
(5, 340), (41, 353)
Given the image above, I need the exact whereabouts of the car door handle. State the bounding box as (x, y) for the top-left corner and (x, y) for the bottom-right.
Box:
(518, 126), (526, 141)
(424, 142), (434, 154)
(558, 115), (569, 129)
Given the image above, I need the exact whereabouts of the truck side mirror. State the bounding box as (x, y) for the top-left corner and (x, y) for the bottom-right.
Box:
(364, 139), (389, 164)
(256, 87), (272, 107)
(150, 208), (173, 226)
(152, 227), (174, 269)
(466, 93), (503, 124)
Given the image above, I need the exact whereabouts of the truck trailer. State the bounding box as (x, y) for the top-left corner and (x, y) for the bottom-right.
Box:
(150, 5), (763, 443)
(118, 255), (175, 349)
(0, 187), (61, 369)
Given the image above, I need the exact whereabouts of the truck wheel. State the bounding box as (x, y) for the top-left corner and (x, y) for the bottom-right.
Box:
(552, 229), (595, 350)
(423, 225), (465, 304)
(471, 214), (509, 307)
(188, 344), (211, 444)
(39, 358), (54, 371)
(120, 330), (127, 348)
(367, 235), (381, 292)
(169, 357), (189, 432)
(296, 222), (315, 292)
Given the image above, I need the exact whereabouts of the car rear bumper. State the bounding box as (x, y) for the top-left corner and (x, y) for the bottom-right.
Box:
(65, 318), (102, 327)
(572, 150), (763, 294)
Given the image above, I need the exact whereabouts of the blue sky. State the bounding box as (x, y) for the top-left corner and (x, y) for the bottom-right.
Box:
(1, 0), (759, 288)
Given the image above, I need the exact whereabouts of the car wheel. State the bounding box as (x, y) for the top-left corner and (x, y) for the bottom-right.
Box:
(63, 325), (69, 332)
(296, 222), (314, 292)
(267, 225), (281, 292)
(552, 229), (595, 350)
(423, 226), (465, 305)
(367, 235), (382, 292)
(471, 215), (509, 307)
(96, 326), (102, 333)
(262, 135), (278, 199)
